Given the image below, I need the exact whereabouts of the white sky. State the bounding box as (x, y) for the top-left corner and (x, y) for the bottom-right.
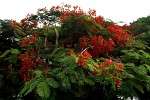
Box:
(0, 0), (150, 24)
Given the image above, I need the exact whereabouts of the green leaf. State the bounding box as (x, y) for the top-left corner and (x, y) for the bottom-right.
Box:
(144, 64), (150, 73)
(144, 76), (150, 83)
(46, 78), (59, 88)
(71, 54), (78, 63)
(36, 82), (50, 98)
(123, 72), (135, 79)
(0, 50), (10, 58)
(57, 71), (66, 79)
(19, 78), (36, 96)
(124, 63), (135, 68)
(62, 77), (71, 89)
(69, 61), (77, 69)
(86, 64), (94, 72)
(15, 26), (26, 35)
(147, 84), (150, 92)
(134, 83), (144, 94)
(138, 65), (148, 75)
(46, 90), (56, 100)
(85, 78), (95, 85)
(78, 80), (84, 86)
(10, 48), (20, 55)
(24, 79), (39, 96)
(70, 76), (76, 83)
(4, 55), (18, 63)
(14, 32), (22, 39)
(33, 70), (43, 77)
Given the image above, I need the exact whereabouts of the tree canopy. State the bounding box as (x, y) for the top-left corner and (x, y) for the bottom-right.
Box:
(0, 4), (150, 100)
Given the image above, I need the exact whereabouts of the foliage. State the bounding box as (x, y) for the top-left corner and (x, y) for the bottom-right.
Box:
(0, 4), (150, 100)
(130, 16), (150, 47)
(130, 16), (150, 35)
(118, 42), (150, 99)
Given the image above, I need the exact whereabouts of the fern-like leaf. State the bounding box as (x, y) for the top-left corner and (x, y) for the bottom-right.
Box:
(19, 78), (37, 96)
(36, 81), (50, 98)
(61, 77), (71, 89)
(46, 78), (59, 88)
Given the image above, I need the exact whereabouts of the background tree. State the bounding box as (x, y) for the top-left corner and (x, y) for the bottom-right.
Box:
(130, 16), (150, 46)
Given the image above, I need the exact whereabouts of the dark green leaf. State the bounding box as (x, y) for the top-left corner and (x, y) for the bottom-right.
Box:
(62, 77), (71, 89)
(85, 78), (95, 85)
(0, 50), (10, 58)
(36, 82), (50, 98)
(14, 32), (22, 39)
(138, 65), (148, 75)
(4, 55), (18, 63)
(24, 79), (39, 95)
(19, 78), (36, 96)
(46, 78), (59, 88)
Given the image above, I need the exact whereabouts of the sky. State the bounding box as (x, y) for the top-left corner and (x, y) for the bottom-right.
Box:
(0, 0), (150, 24)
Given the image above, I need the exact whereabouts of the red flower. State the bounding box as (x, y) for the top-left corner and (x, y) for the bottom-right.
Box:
(29, 36), (37, 42)
(88, 9), (96, 16)
(101, 59), (112, 67)
(18, 52), (29, 60)
(114, 62), (123, 74)
(89, 35), (104, 58)
(36, 58), (42, 64)
(20, 35), (37, 47)
(60, 11), (71, 22)
(77, 50), (92, 67)
(91, 71), (97, 76)
(114, 62), (123, 69)
(107, 24), (131, 45)
(94, 16), (105, 27)
(80, 36), (116, 58)
(43, 66), (51, 71)
(67, 49), (74, 55)
(80, 36), (89, 50)
(115, 79), (122, 86)
(8, 64), (13, 69)
(33, 22), (38, 28)
(18, 51), (37, 82)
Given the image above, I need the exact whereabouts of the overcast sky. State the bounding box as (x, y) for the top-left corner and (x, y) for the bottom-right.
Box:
(0, 0), (150, 24)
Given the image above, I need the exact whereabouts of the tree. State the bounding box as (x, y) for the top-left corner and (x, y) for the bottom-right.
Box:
(0, 4), (150, 100)
(131, 16), (150, 35)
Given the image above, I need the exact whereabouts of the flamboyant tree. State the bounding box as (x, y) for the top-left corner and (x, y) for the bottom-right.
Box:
(0, 4), (150, 100)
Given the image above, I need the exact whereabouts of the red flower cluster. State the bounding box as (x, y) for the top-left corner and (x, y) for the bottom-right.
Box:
(122, 24), (134, 31)
(38, 7), (47, 11)
(94, 16), (105, 27)
(51, 4), (85, 22)
(107, 24), (131, 45)
(21, 13), (38, 30)
(67, 49), (74, 55)
(114, 62), (123, 74)
(115, 79), (122, 86)
(88, 9), (96, 16)
(18, 50), (50, 82)
(79, 36), (89, 50)
(60, 11), (71, 22)
(10, 20), (22, 27)
(77, 50), (92, 67)
(80, 36), (115, 58)
(100, 59), (123, 86)
(20, 35), (37, 47)
(101, 59), (113, 67)
(18, 52), (36, 82)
